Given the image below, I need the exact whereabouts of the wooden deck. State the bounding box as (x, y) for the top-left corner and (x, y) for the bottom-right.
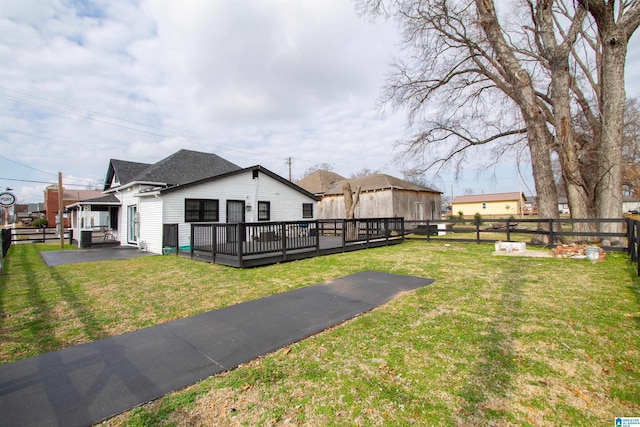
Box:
(178, 235), (404, 268)
(163, 218), (406, 268)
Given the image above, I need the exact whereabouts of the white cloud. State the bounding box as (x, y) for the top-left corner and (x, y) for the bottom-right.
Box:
(1, 0), (638, 203)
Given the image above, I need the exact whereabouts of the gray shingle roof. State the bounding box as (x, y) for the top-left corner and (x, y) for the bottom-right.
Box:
(131, 149), (241, 186)
(105, 149), (242, 190)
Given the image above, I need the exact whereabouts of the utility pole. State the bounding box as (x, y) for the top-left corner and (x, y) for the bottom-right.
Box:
(285, 157), (293, 181)
(58, 172), (64, 249)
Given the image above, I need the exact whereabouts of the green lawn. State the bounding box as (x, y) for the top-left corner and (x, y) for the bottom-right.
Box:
(1, 241), (638, 426)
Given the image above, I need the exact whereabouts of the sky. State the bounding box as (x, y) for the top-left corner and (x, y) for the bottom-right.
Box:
(1, 0), (639, 203)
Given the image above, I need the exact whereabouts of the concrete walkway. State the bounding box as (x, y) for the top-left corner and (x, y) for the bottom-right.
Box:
(0, 271), (433, 427)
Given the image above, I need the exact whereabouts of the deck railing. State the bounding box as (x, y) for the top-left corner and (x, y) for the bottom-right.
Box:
(163, 218), (403, 267)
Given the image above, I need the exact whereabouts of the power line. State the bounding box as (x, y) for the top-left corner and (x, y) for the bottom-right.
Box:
(0, 177), (98, 187)
(0, 155), (98, 185)
(0, 86), (348, 171)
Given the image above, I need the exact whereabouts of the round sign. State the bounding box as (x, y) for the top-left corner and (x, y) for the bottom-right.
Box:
(0, 192), (16, 207)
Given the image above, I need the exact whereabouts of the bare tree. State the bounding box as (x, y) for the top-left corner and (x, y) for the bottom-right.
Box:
(358, 0), (640, 244)
(622, 98), (640, 198)
(349, 166), (382, 178)
(301, 163), (334, 179)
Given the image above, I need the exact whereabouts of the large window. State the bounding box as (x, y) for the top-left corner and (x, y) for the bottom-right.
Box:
(258, 201), (270, 221)
(185, 199), (219, 222)
(302, 203), (313, 218)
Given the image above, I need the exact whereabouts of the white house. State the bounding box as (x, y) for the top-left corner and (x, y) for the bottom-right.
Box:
(68, 149), (319, 254)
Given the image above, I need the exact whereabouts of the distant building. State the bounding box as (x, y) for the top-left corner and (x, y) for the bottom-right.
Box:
(451, 192), (526, 217)
(43, 186), (104, 227)
(297, 170), (442, 220)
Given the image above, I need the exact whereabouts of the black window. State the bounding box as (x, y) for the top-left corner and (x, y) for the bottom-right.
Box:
(258, 201), (270, 221)
(302, 203), (313, 218)
(185, 199), (219, 222)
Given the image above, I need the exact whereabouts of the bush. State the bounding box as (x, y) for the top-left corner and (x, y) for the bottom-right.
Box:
(474, 212), (483, 225)
(32, 218), (48, 229)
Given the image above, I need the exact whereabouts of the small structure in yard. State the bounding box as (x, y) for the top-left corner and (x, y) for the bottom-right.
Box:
(297, 170), (442, 220)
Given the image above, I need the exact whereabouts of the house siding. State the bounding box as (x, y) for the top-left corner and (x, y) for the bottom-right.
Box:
(452, 199), (521, 217)
(316, 189), (441, 220)
(138, 195), (163, 254)
(160, 170), (317, 252)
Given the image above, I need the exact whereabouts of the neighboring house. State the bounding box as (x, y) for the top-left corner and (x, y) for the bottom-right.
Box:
(44, 186), (104, 228)
(68, 149), (319, 254)
(297, 170), (442, 220)
(451, 192), (526, 217)
(557, 197), (570, 215)
(623, 195), (640, 213)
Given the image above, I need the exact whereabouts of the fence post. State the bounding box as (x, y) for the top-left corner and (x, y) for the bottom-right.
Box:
(548, 219), (555, 247)
(627, 217), (633, 256)
(426, 219), (431, 242)
(506, 218), (511, 242)
(475, 218), (481, 243)
(315, 220), (320, 254)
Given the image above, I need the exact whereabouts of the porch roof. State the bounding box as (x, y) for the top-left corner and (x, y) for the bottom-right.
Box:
(66, 194), (120, 209)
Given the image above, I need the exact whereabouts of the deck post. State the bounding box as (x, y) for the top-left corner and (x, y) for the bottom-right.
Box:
(281, 222), (288, 260)
(211, 224), (216, 263)
(237, 223), (244, 267)
(384, 218), (389, 243)
(315, 220), (320, 254)
(190, 224), (195, 259)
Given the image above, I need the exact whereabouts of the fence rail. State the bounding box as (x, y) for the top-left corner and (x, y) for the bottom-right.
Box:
(405, 217), (629, 248)
(7, 227), (73, 244)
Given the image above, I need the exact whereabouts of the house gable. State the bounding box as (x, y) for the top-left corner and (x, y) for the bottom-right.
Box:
(103, 150), (242, 191)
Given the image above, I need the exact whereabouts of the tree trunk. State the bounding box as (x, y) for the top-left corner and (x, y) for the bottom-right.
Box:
(475, 0), (559, 244)
(342, 183), (362, 240)
(596, 26), (626, 245)
(579, 0), (640, 245)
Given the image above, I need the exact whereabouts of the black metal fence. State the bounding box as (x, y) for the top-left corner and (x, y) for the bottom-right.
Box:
(7, 227), (73, 244)
(405, 217), (629, 248)
(1, 228), (11, 257)
(629, 219), (639, 277)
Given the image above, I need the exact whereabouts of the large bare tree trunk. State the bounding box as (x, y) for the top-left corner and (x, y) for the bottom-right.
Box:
(579, 0), (640, 245)
(536, 1), (596, 239)
(475, 0), (559, 244)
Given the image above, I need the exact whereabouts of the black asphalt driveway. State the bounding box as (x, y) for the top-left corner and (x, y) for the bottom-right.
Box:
(0, 271), (433, 427)
(40, 246), (157, 266)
